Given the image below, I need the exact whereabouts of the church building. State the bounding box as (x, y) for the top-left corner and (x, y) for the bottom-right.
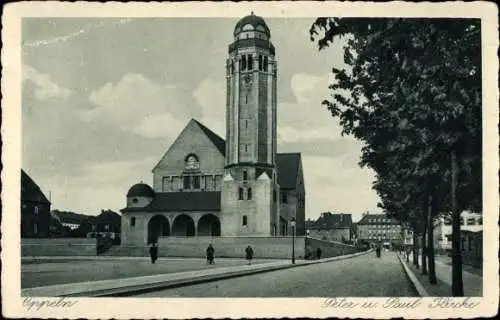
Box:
(121, 14), (305, 245)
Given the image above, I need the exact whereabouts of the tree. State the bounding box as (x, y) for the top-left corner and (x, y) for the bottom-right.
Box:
(310, 18), (481, 296)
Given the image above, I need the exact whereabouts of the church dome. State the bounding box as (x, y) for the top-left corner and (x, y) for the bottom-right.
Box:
(127, 183), (155, 198)
(234, 13), (270, 37)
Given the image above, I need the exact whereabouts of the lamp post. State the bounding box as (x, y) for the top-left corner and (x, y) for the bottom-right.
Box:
(291, 217), (296, 264)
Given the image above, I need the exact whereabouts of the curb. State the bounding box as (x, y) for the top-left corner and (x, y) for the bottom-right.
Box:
(23, 249), (372, 297)
(397, 254), (429, 297)
(86, 263), (298, 297)
(105, 249), (373, 297)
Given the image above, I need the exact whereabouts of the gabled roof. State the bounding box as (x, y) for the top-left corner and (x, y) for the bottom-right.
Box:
(122, 191), (221, 213)
(152, 119), (226, 172)
(21, 169), (50, 204)
(153, 120), (302, 191)
(310, 212), (353, 230)
(276, 153), (301, 189)
(357, 214), (400, 225)
(193, 119), (225, 155)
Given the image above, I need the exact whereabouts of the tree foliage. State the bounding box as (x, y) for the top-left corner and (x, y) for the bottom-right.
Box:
(310, 18), (482, 295)
(309, 17), (481, 216)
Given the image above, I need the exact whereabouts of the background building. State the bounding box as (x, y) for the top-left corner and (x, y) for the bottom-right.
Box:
(433, 211), (483, 253)
(120, 14), (306, 246)
(402, 227), (414, 247)
(356, 214), (402, 248)
(308, 212), (353, 242)
(21, 169), (51, 238)
(52, 210), (87, 230)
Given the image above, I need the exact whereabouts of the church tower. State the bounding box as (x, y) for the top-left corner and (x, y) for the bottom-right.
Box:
(220, 13), (280, 236)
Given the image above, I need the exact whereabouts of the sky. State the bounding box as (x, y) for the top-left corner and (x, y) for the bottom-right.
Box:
(21, 17), (381, 222)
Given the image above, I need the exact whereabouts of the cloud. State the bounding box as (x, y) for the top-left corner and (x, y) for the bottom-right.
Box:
(192, 77), (226, 137)
(302, 156), (380, 222)
(85, 73), (199, 140)
(43, 157), (156, 215)
(275, 72), (381, 220)
(132, 113), (187, 139)
(277, 72), (341, 145)
(22, 64), (71, 100)
(23, 18), (132, 48)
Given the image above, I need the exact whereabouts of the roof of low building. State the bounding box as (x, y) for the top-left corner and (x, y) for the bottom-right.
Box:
(21, 169), (50, 204)
(357, 214), (400, 225)
(52, 210), (87, 224)
(309, 212), (353, 230)
(97, 210), (121, 223)
(127, 183), (155, 198)
(276, 153), (301, 189)
(122, 191), (221, 213)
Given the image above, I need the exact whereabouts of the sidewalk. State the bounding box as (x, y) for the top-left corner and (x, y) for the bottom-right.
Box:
(22, 250), (371, 297)
(398, 254), (482, 296)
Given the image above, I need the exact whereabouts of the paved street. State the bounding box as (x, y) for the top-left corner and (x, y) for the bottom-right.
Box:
(22, 257), (278, 288)
(138, 251), (418, 297)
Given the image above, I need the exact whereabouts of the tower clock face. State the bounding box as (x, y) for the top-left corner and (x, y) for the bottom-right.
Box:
(243, 74), (253, 85)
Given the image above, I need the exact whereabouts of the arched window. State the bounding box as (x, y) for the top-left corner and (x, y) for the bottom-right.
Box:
(185, 154), (200, 170)
(263, 56), (268, 71)
(241, 56), (247, 70)
(281, 193), (288, 203)
(192, 176), (200, 189)
(183, 176), (191, 189)
(243, 171), (248, 180)
(247, 54), (253, 70)
(273, 189), (277, 202)
(259, 55), (263, 71)
(130, 217), (136, 227)
(242, 215), (248, 226)
(247, 188), (252, 200)
(238, 188), (244, 200)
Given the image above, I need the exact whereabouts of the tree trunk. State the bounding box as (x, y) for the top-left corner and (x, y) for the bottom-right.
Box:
(406, 230), (410, 262)
(421, 217), (428, 275)
(427, 195), (437, 284)
(413, 231), (419, 269)
(451, 150), (464, 296)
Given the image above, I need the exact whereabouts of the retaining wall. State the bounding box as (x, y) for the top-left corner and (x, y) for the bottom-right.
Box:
(106, 236), (306, 259)
(305, 237), (362, 259)
(21, 238), (97, 256)
(21, 236), (364, 259)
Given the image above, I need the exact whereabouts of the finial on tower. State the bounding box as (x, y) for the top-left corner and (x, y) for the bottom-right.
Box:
(251, 11), (254, 15)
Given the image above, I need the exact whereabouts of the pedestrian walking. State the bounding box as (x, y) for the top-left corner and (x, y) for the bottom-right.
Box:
(206, 244), (215, 264)
(149, 242), (158, 264)
(316, 247), (322, 259)
(376, 243), (381, 258)
(245, 245), (254, 265)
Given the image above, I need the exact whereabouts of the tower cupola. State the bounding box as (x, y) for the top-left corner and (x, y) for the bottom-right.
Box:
(233, 12), (271, 39)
